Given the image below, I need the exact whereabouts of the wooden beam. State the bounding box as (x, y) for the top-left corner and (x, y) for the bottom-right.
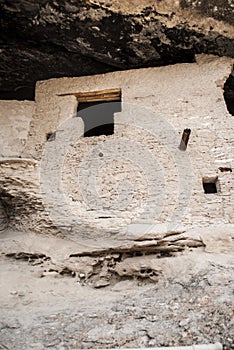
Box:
(59, 88), (121, 102)
(179, 128), (191, 151)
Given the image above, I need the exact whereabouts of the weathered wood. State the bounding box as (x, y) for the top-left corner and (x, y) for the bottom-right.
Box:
(69, 234), (205, 257)
(179, 128), (191, 150)
(59, 88), (121, 102)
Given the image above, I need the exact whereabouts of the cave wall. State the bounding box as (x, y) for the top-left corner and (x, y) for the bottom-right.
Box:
(1, 0), (234, 100)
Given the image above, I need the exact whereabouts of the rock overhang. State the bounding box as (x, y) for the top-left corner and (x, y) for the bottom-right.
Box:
(0, 0), (233, 100)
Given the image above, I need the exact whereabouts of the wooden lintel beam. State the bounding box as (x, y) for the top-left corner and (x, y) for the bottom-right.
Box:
(59, 89), (121, 102)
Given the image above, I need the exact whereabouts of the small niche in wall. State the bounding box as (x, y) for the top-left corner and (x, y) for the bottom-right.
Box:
(46, 132), (56, 142)
(76, 89), (122, 137)
(202, 176), (219, 194)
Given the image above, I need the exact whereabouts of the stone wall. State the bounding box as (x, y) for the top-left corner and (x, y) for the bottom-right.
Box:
(27, 55), (234, 239)
(0, 100), (35, 157)
(0, 55), (233, 244)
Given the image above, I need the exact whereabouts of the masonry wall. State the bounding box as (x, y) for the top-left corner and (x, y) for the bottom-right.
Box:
(0, 100), (35, 158)
(23, 54), (234, 239)
(0, 55), (233, 241)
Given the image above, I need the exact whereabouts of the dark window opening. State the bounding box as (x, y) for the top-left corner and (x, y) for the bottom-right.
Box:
(223, 68), (234, 116)
(203, 176), (219, 194)
(77, 99), (121, 137)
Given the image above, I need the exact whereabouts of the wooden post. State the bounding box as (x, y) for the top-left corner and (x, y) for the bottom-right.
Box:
(179, 128), (191, 151)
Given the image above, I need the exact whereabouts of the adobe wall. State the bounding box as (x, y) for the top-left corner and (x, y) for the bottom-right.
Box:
(0, 55), (233, 244)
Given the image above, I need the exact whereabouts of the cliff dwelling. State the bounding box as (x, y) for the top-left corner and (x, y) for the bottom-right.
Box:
(0, 1), (234, 349)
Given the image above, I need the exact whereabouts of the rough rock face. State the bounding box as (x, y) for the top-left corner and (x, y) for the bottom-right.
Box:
(0, 200), (8, 231)
(0, 159), (58, 234)
(1, 0), (234, 99)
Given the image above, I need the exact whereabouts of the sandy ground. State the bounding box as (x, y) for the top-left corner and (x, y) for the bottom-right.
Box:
(0, 229), (234, 350)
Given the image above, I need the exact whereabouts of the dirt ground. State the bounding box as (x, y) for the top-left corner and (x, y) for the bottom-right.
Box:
(0, 228), (234, 350)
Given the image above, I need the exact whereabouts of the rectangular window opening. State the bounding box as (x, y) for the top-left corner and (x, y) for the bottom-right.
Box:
(76, 89), (121, 137)
(202, 176), (219, 194)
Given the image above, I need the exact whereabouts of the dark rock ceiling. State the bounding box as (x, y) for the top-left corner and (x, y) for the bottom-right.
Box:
(0, 0), (234, 100)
